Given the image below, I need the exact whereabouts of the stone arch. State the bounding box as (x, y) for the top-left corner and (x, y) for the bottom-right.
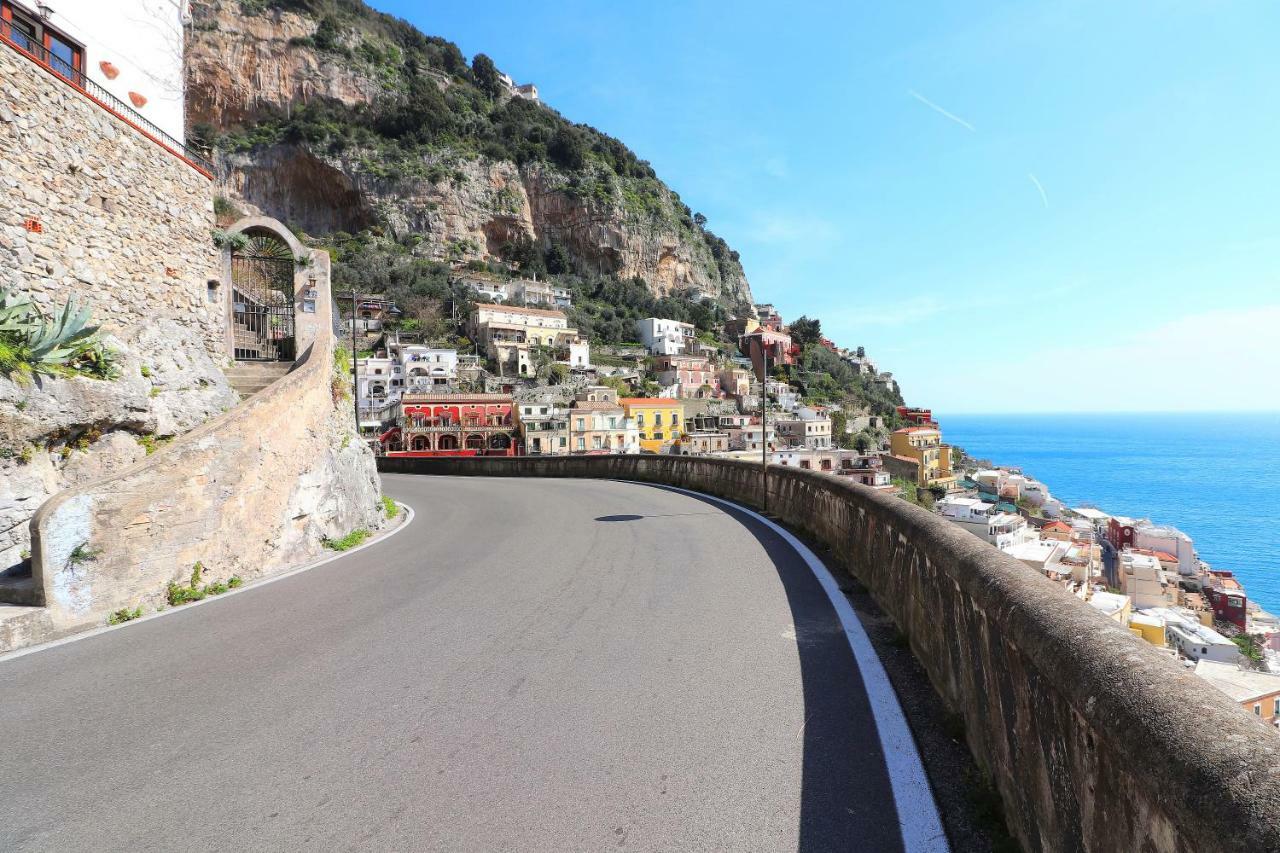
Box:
(222, 216), (310, 363)
(489, 434), (511, 450)
(438, 434), (459, 451)
(465, 433), (485, 450)
(411, 435), (430, 451)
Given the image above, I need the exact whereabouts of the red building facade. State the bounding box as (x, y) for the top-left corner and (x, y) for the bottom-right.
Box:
(1206, 571), (1249, 632)
(896, 406), (935, 426)
(1107, 518), (1137, 551)
(383, 393), (517, 456)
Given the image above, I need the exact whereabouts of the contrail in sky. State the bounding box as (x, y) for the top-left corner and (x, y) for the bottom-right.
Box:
(1028, 173), (1049, 208)
(907, 89), (976, 132)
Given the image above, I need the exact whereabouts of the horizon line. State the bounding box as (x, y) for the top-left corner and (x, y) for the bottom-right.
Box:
(932, 409), (1280, 416)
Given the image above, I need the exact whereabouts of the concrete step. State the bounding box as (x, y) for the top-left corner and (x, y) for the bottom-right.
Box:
(228, 361), (292, 400)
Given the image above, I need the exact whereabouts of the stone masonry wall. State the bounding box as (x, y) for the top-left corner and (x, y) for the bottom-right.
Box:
(0, 43), (223, 357)
(0, 41), (238, 577)
(377, 455), (1280, 853)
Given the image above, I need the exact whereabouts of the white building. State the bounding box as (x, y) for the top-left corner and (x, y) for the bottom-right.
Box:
(774, 416), (832, 450)
(1134, 523), (1197, 579)
(1003, 538), (1067, 577)
(26, 0), (190, 144)
(469, 281), (509, 303)
(1143, 609), (1239, 663)
(400, 346), (458, 392)
(729, 424), (776, 452)
(938, 496), (996, 524)
(1088, 590), (1132, 623)
(636, 317), (695, 356)
(355, 339), (459, 428)
(513, 279), (571, 308)
(565, 338), (591, 369)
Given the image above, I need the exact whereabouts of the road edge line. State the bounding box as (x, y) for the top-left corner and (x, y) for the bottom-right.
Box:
(0, 502), (416, 664)
(640, 481), (951, 853)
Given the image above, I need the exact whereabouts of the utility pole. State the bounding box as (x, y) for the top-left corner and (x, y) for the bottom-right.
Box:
(350, 290), (360, 437)
(760, 349), (769, 514)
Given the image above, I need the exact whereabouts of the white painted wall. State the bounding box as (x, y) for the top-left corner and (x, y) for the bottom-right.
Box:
(42, 0), (187, 143)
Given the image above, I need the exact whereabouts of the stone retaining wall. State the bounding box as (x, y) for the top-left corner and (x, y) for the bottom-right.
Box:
(378, 455), (1280, 853)
(15, 250), (383, 652)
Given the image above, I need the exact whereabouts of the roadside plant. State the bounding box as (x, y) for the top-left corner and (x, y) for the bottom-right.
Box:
(166, 562), (244, 606)
(323, 528), (370, 551)
(107, 606), (143, 625)
(380, 495), (399, 518)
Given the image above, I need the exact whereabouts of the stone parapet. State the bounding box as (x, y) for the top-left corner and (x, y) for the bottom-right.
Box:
(377, 455), (1280, 853)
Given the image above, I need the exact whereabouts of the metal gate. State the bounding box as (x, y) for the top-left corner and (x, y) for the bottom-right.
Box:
(231, 236), (296, 361)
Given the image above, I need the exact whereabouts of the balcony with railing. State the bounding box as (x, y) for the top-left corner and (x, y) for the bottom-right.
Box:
(0, 17), (213, 177)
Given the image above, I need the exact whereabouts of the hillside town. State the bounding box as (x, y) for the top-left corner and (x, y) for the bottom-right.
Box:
(935, 438), (1280, 727)
(344, 287), (1280, 728)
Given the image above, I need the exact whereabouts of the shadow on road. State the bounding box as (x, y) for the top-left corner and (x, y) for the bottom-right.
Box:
(627, 482), (906, 853)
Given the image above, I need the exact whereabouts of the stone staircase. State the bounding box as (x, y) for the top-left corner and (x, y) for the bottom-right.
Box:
(225, 361), (292, 399)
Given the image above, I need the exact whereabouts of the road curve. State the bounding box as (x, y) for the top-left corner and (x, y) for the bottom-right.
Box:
(1, 475), (934, 852)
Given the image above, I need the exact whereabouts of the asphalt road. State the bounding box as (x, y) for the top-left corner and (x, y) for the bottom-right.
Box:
(0, 475), (925, 852)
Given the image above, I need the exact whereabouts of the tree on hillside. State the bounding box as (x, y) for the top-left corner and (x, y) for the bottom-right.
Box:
(545, 243), (573, 275)
(693, 212), (707, 228)
(471, 53), (503, 99)
(789, 315), (822, 348)
(548, 126), (586, 170)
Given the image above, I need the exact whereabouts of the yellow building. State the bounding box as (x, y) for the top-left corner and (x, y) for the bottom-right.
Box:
(619, 398), (685, 454)
(1128, 612), (1167, 646)
(889, 426), (956, 488)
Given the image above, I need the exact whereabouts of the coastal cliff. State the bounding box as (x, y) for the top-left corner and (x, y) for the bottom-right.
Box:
(187, 0), (754, 308)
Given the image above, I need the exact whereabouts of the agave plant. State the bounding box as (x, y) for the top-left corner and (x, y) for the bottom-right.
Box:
(0, 287), (115, 381)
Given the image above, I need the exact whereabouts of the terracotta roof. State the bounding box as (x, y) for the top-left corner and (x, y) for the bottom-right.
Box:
(619, 398), (681, 406)
(473, 302), (567, 319)
(893, 426), (939, 434)
(1043, 521), (1072, 532)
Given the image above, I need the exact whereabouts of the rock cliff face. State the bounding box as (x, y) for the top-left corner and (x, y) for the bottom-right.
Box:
(186, 4), (381, 129)
(187, 0), (755, 307)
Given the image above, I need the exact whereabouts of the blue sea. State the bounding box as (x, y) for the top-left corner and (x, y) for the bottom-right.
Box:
(940, 413), (1280, 613)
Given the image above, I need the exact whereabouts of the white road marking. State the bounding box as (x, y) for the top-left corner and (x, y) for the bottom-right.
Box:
(0, 503), (416, 664)
(646, 482), (951, 853)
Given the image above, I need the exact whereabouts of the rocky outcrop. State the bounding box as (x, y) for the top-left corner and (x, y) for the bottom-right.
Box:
(0, 321), (238, 573)
(188, 1), (755, 308)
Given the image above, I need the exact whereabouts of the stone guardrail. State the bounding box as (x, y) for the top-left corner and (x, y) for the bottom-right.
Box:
(377, 454), (1280, 853)
(14, 248), (381, 653)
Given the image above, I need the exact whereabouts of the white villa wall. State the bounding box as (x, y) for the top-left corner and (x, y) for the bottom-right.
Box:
(43, 0), (188, 143)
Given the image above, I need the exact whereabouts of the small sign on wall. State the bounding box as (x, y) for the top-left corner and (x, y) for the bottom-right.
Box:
(302, 299), (317, 314)
(304, 287), (318, 300)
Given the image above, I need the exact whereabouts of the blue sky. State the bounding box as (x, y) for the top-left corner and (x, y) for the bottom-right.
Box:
(374, 0), (1280, 413)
